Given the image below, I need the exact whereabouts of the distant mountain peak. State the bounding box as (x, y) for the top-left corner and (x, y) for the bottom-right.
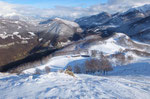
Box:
(97, 12), (111, 17)
(135, 4), (150, 12)
(123, 4), (150, 15)
(54, 17), (80, 27)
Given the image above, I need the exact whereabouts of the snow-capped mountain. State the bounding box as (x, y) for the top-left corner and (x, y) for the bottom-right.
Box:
(75, 12), (112, 29)
(76, 4), (150, 43)
(123, 4), (150, 16)
(37, 18), (83, 48)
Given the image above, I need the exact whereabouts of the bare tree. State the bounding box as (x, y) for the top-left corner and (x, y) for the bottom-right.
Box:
(113, 53), (126, 65)
(34, 68), (41, 75)
(99, 52), (104, 59)
(100, 57), (113, 75)
(74, 65), (81, 74)
(66, 66), (72, 71)
(85, 57), (113, 75)
(45, 66), (51, 73)
(91, 50), (98, 57)
(127, 55), (134, 62)
(85, 59), (101, 73)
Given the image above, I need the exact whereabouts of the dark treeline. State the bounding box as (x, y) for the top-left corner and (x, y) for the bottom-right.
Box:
(0, 48), (59, 72)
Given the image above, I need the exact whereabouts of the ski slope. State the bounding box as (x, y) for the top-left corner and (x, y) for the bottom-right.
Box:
(0, 61), (150, 99)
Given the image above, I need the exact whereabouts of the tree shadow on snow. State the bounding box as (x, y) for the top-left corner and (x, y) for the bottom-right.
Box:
(108, 62), (150, 76)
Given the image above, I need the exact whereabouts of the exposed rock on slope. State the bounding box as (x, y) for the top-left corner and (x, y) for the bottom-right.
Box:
(37, 18), (83, 48)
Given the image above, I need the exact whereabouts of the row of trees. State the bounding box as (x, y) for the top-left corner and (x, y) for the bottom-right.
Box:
(66, 54), (113, 75)
(86, 50), (113, 75)
(67, 65), (81, 74)
(85, 58), (113, 75)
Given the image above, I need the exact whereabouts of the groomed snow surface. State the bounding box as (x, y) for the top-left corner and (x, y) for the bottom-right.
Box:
(0, 55), (150, 99)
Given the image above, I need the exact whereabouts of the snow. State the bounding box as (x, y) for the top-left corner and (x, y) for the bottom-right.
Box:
(21, 40), (28, 44)
(0, 31), (30, 40)
(122, 4), (150, 16)
(88, 33), (126, 54)
(39, 38), (43, 42)
(113, 33), (130, 39)
(0, 32), (10, 39)
(0, 38), (150, 98)
(0, 33), (8, 39)
(13, 32), (19, 35)
(87, 33), (150, 55)
(1, 31), (150, 98)
(17, 26), (22, 29)
(0, 32), (18, 39)
(0, 42), (15, 48)
(14, 21), (19, 24)
(23, 55), (89, 74)
(89, 40), (124, 54)
(55, 18), (80, 27)
(136, 4), (150, 13)
(13, 33), (30, 40)
(133, 40), (150, 47)
(1, 61), (150, 99)
(28, 32), (35, 36)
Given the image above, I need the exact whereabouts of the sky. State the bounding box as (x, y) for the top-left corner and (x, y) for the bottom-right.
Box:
(0, 0), (108, 8)
(0, 0), (150, 19)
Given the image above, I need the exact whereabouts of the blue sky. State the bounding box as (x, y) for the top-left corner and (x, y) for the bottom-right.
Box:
(1, 0), (108, 8)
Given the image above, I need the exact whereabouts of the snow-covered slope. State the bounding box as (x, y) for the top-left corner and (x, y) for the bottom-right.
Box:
(55, 18), (80, 28)
(41, 33), (150, 67)
(0, 60), (150, 99)
(17, 33), (150, 75)
(48, 18), (83, 35)
(124, 4), (150, 15)
(38, 18), (83, 47)
(0, 26), (150, 99)
(23, 55), (89, 74)
(61, 33), (150, 54)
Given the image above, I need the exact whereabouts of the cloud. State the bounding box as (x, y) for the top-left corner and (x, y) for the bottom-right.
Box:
(0, 0), (150, 20)
(90, 0), (150, 14)
(108, 0), (150, 6)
